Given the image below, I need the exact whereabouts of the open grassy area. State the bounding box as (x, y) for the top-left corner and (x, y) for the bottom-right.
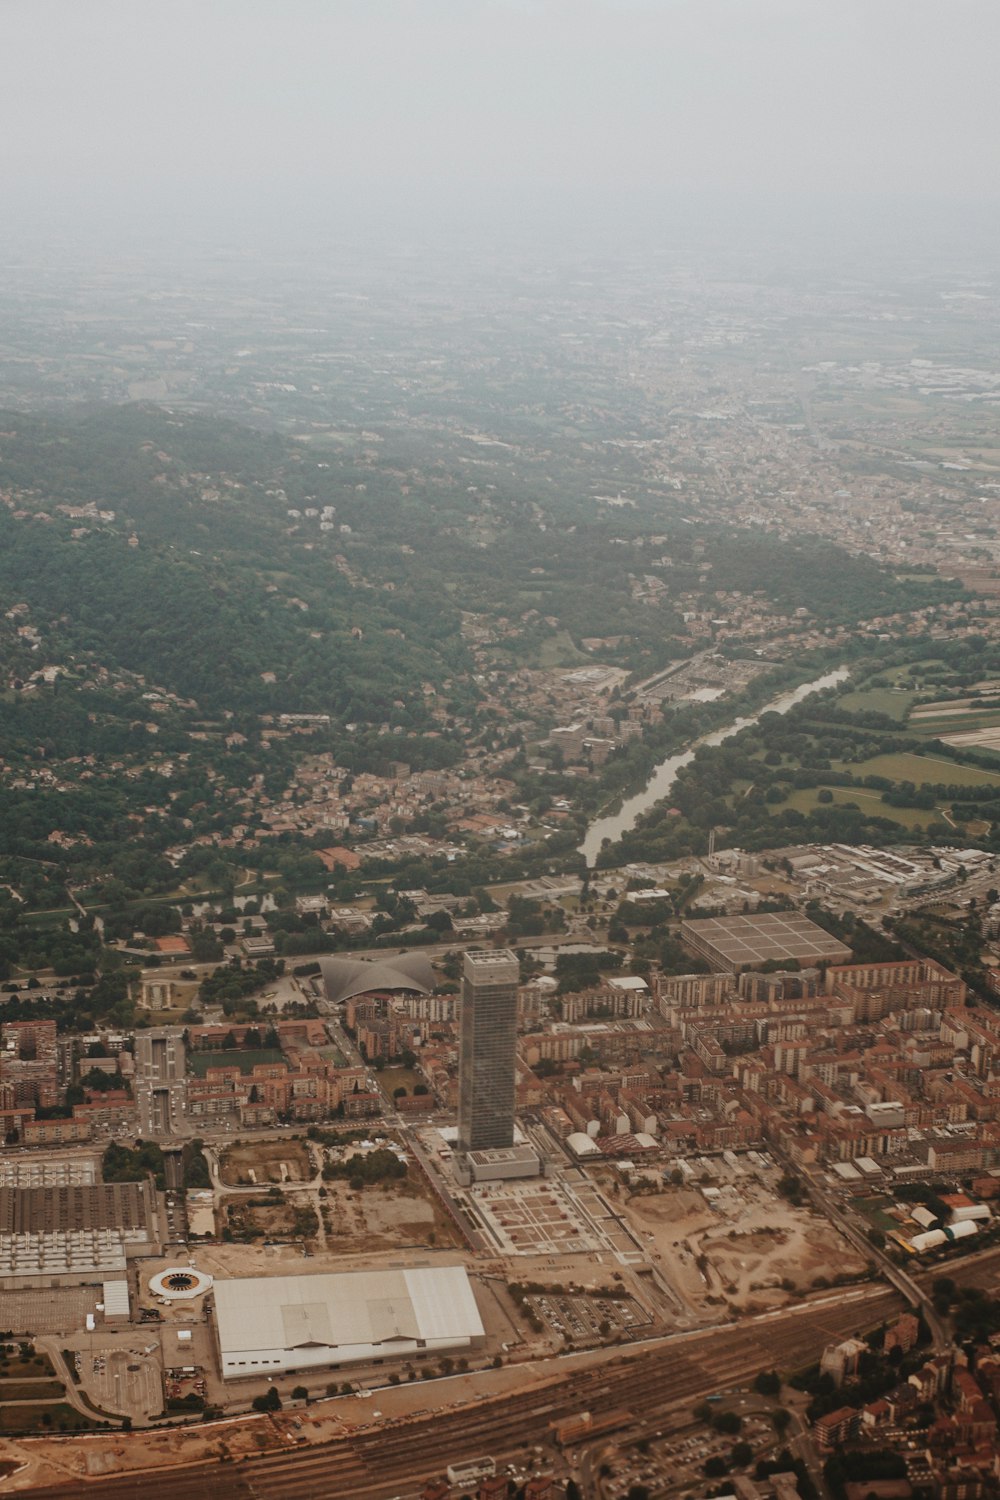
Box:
(0, 1350), (56, 1378)
(880, 659), (948, 686)
(837, 686), (920, 721)
(144, 1007), (189, 1026)
(317, 1042), (349, 1068)
(0, 1402), (96, 1434)
(850, 1196), (900, 1234)
(0, 1380), (65, 1401)
(830, 751), (1000, 786)
(375, 1067), (422, 1097)
(781, 787), (934, 831)
(225, 1194), (319, 1245)
(534, 630), (589, 668)
(188, 1048), (286, 1077)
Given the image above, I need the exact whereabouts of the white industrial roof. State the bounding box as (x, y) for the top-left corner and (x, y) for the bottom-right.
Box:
(566, 1132), (600, 1157)
(102, 1279), (130, 1317)
(830, 1161), (861, 1181)
(213, 1265), (483, 1377)
(910, 1228), (947, 1252)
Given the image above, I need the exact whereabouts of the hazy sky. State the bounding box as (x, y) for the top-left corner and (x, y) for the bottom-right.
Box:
(3, 0), (999, 252)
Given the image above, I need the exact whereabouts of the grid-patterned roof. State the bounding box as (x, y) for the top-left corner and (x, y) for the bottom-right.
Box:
(681, 912), (851, 968)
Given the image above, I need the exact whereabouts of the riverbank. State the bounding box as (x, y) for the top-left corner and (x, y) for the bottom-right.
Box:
(580, 666), (849, 865)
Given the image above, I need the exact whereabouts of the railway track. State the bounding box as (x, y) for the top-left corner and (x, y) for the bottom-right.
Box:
(23, 1283), (906, 1500)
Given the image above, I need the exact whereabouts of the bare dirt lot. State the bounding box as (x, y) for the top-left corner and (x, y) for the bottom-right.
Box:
(219, 1139), (312, 1185)
(321, 1178), (460, 1252)
(225, 1191), (319, 1246)
(621, 1180), (867, 1316)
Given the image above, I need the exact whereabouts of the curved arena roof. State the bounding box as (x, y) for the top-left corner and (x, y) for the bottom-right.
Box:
(320, 952), (436, 1006)
(566, 1132), (600, 1158)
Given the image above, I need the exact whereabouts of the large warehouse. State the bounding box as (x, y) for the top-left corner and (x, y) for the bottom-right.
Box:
(0, 1178), (159, 1286)
(213, 1264), (484, 1379)
(680, 913), (852, 972)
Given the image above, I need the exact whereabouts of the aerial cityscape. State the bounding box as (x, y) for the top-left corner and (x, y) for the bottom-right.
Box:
(3, 3), (1000, 1499)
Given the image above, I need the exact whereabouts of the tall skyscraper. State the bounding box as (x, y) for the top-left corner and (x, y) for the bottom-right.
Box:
(457, 949), (520, 1155)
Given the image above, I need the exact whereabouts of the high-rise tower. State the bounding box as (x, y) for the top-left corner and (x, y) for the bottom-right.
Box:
(457, 948), (519, 1155)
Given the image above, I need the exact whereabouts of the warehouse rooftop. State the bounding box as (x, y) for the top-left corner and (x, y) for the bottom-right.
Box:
(680, 912), (852, 972)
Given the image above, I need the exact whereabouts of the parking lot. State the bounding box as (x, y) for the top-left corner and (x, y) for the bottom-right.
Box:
(163, 1189), (188, 1244)
(525, 1292), (649, 1344)
(86, 1345), (164, 1420)
(645, 1409), (777, 1487)
(0, 1287), (98, 1336)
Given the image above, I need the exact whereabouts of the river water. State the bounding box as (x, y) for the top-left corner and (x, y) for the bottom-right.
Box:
(579, 666), (850, 866)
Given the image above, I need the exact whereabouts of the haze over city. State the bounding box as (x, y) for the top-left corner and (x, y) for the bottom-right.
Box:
(3, 1), (1000, 255)
(1, 5), (1000, 1500)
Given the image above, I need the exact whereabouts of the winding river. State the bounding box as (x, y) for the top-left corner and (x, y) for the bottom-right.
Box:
(580, 665), (850, 866)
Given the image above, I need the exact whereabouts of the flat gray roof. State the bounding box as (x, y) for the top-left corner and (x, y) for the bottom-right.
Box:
(213, 1264), (484, 1378)
(681, 912), (851, 969)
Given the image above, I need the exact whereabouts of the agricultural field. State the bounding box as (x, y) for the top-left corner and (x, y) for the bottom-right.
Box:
(918, 712), (1000, 735)
(910, 698), (1000, 732)
(939, 729), (1000, 755)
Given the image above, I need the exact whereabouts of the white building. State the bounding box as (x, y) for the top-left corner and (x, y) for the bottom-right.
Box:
(213, 1265), (484, 1379)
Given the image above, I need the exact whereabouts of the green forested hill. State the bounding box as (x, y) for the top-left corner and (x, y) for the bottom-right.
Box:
(0, 405), (466, 722)
(0, 404), (954, 714)
(0, 402), (964, 924)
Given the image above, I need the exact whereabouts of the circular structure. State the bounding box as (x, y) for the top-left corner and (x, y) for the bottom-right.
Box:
(164, 1272), (196, 1292)
(149, 1266), (213, 1302)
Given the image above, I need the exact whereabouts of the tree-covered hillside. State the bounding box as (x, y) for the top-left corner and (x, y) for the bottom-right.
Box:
(0, 402), (966, 924)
